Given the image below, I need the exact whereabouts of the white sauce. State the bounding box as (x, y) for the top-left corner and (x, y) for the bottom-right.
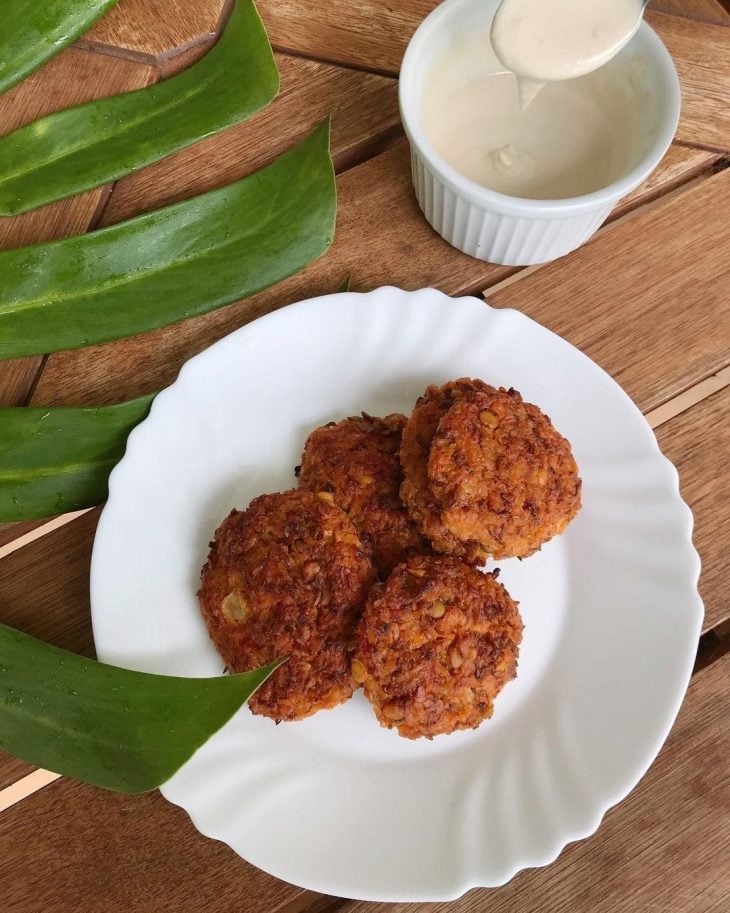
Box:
(491, 0), (644, 84)
(422, 32), (653, 200)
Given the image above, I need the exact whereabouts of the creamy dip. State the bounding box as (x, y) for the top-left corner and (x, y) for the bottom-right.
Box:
(491, 0), (644, 83)
(422, 32), (652, 199)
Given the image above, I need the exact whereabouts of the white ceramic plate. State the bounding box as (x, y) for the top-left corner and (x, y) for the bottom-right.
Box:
(91, 288), (703, 902)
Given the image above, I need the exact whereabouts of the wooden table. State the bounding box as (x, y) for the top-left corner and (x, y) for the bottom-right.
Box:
(1, 1), (728, 910)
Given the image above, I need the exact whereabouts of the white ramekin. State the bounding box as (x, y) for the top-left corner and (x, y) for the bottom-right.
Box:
(399, 0), (681, 266)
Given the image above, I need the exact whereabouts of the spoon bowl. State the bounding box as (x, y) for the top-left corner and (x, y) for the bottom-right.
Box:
(399, 0), (679, 265)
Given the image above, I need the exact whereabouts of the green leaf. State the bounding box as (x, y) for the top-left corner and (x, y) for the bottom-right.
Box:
(0, 1), (279, 216)
(337, 274), (352, 293)
(0, 623), (278, 793)
(0, 395), (153, 521)
(0, 120), (336, 359)
(0, 1), (120, 97)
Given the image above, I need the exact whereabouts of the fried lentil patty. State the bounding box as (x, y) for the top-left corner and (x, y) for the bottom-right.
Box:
(399, 378), (496, 564)
(428, 388), (581, 559)
(298, 413), (429, 578)
(352, 555), (523, 739)
(198, 489), (375, 722)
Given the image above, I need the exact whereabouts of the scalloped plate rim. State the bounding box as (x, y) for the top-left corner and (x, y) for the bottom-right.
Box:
(91, 286), (703, 902)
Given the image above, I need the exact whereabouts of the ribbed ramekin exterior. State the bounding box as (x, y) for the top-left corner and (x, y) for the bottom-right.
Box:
(411, 148), (616, 266)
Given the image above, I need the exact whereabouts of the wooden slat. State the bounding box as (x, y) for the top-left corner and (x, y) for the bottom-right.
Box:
(30, 138), (722, 409)
(656, 0), (730, 23)
(0, 509), (99, 658)
(80, 0), (228, 64)
(0, 756), (39, 794)
(647, 10), (730, 150)
(296, 652), (730, 913)
(100, 52), (400, 225)
(0, 520), (49, 551)
(0, 510), (94, 556)
(618, 144), (721, 210)
(0, 510), (99, 789)
(0, 358), (43, 410)
(0, 778), (306, 913)
(258, 0), (436, 73)
(657, 386), (730, 632)
(488, 168), (730, 414)
(645, 365), (730, 427)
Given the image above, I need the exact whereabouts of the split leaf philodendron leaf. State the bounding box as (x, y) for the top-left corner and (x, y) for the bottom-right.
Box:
(0, 395), (153, 522)
(0, 1), (279, 216)
(0, 0), (120, 96)
(0, 120), (335, 359)
(0, 623), (279, 793)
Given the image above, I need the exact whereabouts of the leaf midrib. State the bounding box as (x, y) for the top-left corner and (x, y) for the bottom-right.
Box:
(0, 696), (201, 759)
(0, 455), (119, 484)
(0, 167), (317, 319)
(0, 51), (228, 186)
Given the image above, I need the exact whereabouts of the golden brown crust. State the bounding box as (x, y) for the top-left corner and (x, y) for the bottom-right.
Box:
(298, 413), (429, 578)
(198, 490), (375, 722)
(399, 379), (496, 564)
(429, 389), (581, 558)
(353, 555), (523, 739)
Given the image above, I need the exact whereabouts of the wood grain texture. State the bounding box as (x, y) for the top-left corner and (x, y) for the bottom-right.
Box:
(30, 139), (723, 409)
(646, 365), (730, 427)
(156, 36), (218, 76)
(0, 519), (49, 550)
(258, 0), (436, 73)
(656, 0), (730, 22)
(290, 653), (730, 913)
(646, 10), (730, 150)
(0, 510), (99, 791)
(0, 770), (61, 814)
(0, 511), (93, 559)
(657, 387), (730, 632)
(0, 47), (153, 408)
(0, 756), (37, 794)
(0, 778), (306, 913)
(618, 144), (721, 211)
(488, 168), (730, 414)
(80, 0), (228, 63)
(0, 509), (99, 658)
(100, 52), (400, 225)
(0, 358), (43, 409)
